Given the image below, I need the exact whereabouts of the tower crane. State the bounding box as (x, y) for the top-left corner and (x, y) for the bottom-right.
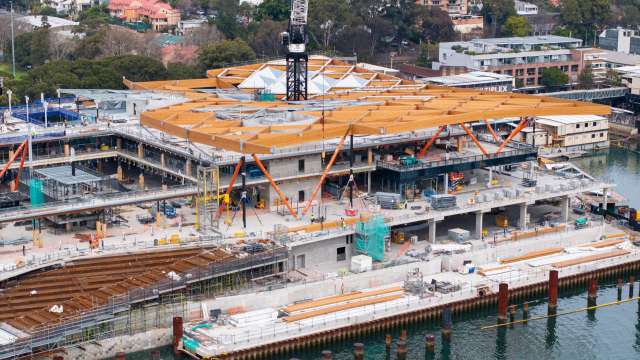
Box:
(280, 0), (309, 101)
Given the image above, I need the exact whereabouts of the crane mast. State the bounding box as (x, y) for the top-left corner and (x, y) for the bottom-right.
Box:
(281, 0), (309, 101)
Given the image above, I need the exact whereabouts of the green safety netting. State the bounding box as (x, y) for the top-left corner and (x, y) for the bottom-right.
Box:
(29, 179), (44, 207)
(355, 215), (389, 261)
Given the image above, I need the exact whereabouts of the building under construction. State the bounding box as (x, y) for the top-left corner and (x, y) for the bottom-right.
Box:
(0, 55), (623, 359)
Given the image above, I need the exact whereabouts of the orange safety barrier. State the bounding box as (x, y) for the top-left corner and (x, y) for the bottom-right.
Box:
(217, 158), (243, 216)
(496, 117), (528, 154)
(251, 154), (298, 219)
(0, 140), (27, 180)
(417, 125), (447, 158)
(484, 119), (500, 142)
(460, 123), (488, 156)
(302, 128), (350, 216)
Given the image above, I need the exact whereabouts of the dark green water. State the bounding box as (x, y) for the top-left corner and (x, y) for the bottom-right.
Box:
(130, 147), (640, 360)
(571, 146), (640, 207)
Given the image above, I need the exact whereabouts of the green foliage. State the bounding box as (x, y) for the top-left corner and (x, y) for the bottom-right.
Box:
(551, 26), (572, 37)
(210, 0), (244, 39)
(540, 67), (569, 89)
(559, 0), (611, 45)
(482, 0), (517, 36)
(606, 68), (622, 86)
(255, 0), (289, 22)
(503, 16), (530, 37)
(167, 63), (203, 80)
(416, 42), (438, 68)
(197, 39), (256, 69)
(418, 6), (455, 43)
(77, 4), (111, 33)
(5, 29), (51, 69)
(33, 5), (58, 16)
(577, 64), (594, 89)
(0, 55), (169, 104)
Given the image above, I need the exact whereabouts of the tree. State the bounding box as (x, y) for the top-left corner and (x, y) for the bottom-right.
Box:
(7, 29), (51, 68)
(184, 24), (224, 46)
(419, 6), (456, 43)
(605, 68), (621, 86)
(107, 55), (168, 82)
(559, 0), (611, 45)
(248, 19), (287, 57)
(167, 62), (203, 79)
(255, 0), (289, 22)
(502, 16), (530, 37)
(308, 0), (351, 51)
(415, 42), (438, 68)
(77, 4), (111, 33)
(197, 39), (256, 69)
(34, 6), (58, 16)
(481, 0), (516, 36)
(540, 67), (568, 89)
(210, 0), (244, 39)
(577, 64), (594, 89)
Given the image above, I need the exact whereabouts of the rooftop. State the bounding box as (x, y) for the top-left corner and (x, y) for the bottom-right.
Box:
(34, 165), (101, 185)
(421, 71), (514, 85)
(535, 114), (607, 125)
(16, 15), (78, 29)
(470, 35), (581, 46)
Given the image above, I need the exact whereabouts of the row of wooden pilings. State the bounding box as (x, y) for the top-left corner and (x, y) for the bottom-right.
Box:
(170, 259), (640, 360)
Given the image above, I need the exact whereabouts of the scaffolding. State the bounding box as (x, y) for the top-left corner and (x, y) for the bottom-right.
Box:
(355, 215), (389, 261)
(195, 166), (220, 233)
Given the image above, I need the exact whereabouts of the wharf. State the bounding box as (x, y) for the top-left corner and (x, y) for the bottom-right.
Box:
(181, 232), (639, 359)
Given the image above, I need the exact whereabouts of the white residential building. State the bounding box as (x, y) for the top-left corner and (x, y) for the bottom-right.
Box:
(598, 28), (640, 55)
(515, 0), (538, 15)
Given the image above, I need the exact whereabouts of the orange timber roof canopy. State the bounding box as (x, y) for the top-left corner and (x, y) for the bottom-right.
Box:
(130, 57), (612, 154)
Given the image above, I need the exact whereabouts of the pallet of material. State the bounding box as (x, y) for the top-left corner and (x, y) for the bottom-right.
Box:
(476, 265), (511, 276)
(282, 294), (404, 322)
(511, 224), (566, 241)
(282, 286), (403, 314)
(605, 232), (627, 239)
(552, 249), (631, 268)
(499, 248), (563, 264)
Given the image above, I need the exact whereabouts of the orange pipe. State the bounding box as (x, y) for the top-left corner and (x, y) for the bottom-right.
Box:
(417, 126), (447, 158)
(496, 117), (528, 154)
(0, 140), (27, 180)
(251, 154), (298, 219)
(460, 123), (488, 156)
(217, 158), (243, 216)
(302, 130), (349, 216)
(484, 119), (500, 142)
(13, 145), (27, 191)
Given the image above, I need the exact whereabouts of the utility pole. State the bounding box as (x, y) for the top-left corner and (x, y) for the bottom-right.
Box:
(10, 1), (16, 78)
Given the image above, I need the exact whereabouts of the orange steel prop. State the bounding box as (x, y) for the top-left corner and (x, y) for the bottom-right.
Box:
(13, 145), (27, 191)
(301, 129), (350, 216)
(496, 117), (529, 154)
(251, 154), (298, 219)
(417, 125), (447, 158)
(484, 119), (500, 142)
(460, 123), (488, 156)
(0, 140), (27, 179)
(217, 158), (243, 216)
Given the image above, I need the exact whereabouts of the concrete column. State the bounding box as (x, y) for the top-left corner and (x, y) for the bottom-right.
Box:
(116, 137), (122, 151)
(139, 173), (145, 190)
(137, 143), (144, 158)
(443, 173), (448, 194)
(488, 167), (493, 186)
(172, 316), (183, 355)
(185, 159), (192, 177)
(65, 223), (72, 232)
(497, 282), (509, 323)
(367, 171), (371, 194)
(475, 210), (483, 240)
(548, 270), (558, 314)
(428, 219), (437, 243)
(64, 143), (70, 157)
(160, 153), (165, 168)
(560, 196), (569, 223)
(116, 165), (123, 181)
(519, 203), (528, 230)
(8, 149), (14, 159)
(367, 148), (372, 165)
(96, 159), (102, 173)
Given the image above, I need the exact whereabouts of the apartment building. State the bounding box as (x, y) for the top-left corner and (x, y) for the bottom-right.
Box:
(416, 0), (468, 14)
(437, 35), (583, 88)
(534, 115), (609, 150)
(108, 0), (180, 31)
(515, 0), (538, 15)
(599, 28), (640, 55)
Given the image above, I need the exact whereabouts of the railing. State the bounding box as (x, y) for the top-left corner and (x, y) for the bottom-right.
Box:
(376, 148), (536, 172)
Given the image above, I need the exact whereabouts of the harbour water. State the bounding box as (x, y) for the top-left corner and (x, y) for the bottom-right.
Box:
(129, 147), (640, 360)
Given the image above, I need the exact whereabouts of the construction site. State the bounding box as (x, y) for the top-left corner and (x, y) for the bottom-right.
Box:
(1, 53), (640, 359)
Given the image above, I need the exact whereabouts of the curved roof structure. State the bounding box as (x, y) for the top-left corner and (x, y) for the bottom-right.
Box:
(131, 56), (611, 154)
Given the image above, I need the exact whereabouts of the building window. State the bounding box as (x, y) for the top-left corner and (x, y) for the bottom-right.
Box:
(527, 68), (536, 75)
(571, 64), (579, 72)
(576, 124), (580, 129)
(337, 247), (346, 261)
(600, 132), (604, 137)
(298, 159), (305, 172)
(298, 190), (305, 202)
(593, 122), (597, 126)
(592, 133), (596, 138)
(516, 69), (524, 76)
(585, 123), (588, 127)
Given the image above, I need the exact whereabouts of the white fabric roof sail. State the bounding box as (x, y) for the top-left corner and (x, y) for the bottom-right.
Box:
(238, 66), (370, 94)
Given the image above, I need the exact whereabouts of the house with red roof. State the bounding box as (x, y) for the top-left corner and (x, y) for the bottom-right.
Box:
(108, 0), (180, 31)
